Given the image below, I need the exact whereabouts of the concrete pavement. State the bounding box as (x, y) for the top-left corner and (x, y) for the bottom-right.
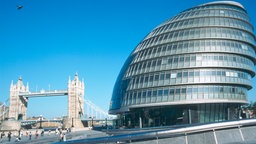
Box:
(0, 128), (107, 144)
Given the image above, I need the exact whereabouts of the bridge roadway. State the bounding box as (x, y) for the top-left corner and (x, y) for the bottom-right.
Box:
(18, 90), (68, 98)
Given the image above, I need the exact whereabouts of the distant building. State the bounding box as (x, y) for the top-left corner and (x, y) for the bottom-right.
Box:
(109, 1), (256, 128)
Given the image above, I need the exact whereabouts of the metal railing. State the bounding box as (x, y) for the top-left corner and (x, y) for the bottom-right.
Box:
(20, 119), (63, 126)
(64, 119), (256, 144)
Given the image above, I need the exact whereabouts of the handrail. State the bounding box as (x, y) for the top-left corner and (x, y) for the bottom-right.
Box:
(63, 119), (256, 144)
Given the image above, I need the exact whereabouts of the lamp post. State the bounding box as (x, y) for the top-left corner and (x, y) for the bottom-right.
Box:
(105, 118), (108, 128)
(39, 115), (43, 129)
(89, 116), (94, 128)
(92, 117), (94, 127)
(71, 117), (74, 127)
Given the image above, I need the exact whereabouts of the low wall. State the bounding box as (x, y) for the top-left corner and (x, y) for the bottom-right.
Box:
(0, 119), (21, 131)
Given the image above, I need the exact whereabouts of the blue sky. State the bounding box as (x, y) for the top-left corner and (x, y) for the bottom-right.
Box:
(1, 0), (255, 119)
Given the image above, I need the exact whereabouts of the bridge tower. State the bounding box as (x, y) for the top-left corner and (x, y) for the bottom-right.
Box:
(9, 77), (29, 120)
(65, 73), (85, 128)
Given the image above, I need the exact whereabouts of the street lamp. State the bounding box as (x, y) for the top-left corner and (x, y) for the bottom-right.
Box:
(71, 117), (74, 127)
(39, 115), (43, 129)
(89, 116), (94, 127)
(105, 118), (108, 128)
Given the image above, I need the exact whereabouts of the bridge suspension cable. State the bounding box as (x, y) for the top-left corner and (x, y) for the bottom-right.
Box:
(84, 99), (116, 120)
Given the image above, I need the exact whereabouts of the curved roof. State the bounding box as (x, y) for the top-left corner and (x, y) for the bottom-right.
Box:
(200, 1), (244, 9)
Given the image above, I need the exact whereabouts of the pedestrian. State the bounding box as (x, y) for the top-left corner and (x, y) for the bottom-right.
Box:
(55, 128), (59, 135)
(7, 131), (11, 142)
(19, 130), (22, 141)
(35, 130), (39, 139)
(1, 131), (5, 143)
(59, 133), (63, 142)
(63, 133), (66, 141)
(41, 129), (44, 136)
(29, 131), (32, 140)
(15, 137), (20, 142)
(20, 130), (23, 137)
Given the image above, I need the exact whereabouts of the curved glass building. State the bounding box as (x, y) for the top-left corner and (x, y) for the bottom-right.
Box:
(109, 1), (256, 128)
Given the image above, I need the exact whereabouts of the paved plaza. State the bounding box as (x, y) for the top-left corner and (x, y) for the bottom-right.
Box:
(0, 128), (107, 144)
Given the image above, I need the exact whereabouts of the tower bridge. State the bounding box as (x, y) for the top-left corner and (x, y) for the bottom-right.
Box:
(1, 73), (115, 128)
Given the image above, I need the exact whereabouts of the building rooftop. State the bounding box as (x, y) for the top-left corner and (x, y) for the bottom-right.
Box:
(201, 1), (244, 9)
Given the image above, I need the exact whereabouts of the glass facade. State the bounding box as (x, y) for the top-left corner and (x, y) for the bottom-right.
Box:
(109, 1), (256, 128)
(118, 103), (241, 128)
